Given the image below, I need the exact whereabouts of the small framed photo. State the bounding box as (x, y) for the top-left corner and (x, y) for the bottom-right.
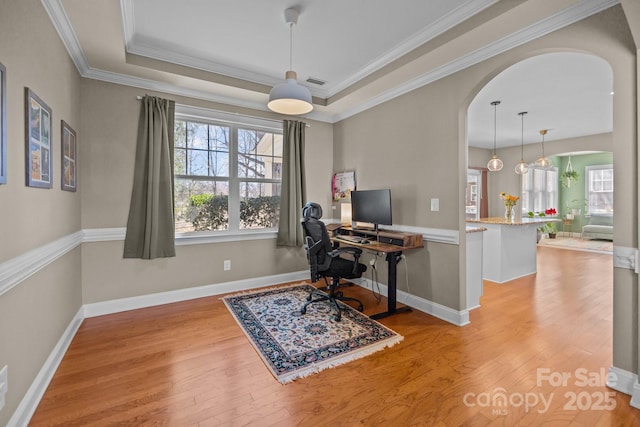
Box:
(61, 120), (77, 192)
(25, 88), (53, 188)
(0, 62), (6, 184)
(332, 170), (356, 201)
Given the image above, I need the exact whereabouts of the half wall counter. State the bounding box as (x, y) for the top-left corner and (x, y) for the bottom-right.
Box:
(466, 217), (559, 284)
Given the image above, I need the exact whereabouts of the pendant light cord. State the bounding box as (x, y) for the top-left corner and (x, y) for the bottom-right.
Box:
(492, 101), (499, 155)
(289, 23), (293, 71)
(520, 112), (526, 159)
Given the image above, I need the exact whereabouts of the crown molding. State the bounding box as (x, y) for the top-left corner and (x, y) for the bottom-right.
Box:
(43, 0), (618, 124)
(332, 0), (620, 122)
(327, 0), (498, 97)
(40, 0), (90, 74)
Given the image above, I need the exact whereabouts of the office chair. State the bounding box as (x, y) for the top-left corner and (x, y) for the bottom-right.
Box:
(300, 202), (367, 321)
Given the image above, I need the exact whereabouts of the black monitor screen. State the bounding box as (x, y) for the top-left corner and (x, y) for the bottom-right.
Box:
(351, 189), (392, 228)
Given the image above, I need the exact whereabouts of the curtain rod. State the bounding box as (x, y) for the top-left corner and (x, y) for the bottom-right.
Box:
(135, 96), (310, 127)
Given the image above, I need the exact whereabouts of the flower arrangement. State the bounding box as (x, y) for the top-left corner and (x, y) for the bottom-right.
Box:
(500, 192), (519, 207)
(500, 192), (519, 222)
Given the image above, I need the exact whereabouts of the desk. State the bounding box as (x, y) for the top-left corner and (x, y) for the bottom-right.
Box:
(331, 226), (423, 319)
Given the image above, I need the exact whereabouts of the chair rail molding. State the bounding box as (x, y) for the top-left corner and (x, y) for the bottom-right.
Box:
(0, 231), (83, 296)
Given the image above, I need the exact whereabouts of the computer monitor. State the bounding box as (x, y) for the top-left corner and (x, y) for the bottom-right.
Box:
(350, 189), (392, 232)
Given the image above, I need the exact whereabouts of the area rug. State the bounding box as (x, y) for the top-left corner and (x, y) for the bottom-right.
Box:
(222, 283), (403, 384)
(538, 236), (612, 254)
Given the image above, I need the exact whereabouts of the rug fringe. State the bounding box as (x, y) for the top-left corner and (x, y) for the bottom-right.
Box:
(277, 334), (404, 384)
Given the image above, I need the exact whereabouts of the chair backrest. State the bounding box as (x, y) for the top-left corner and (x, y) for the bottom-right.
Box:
(301, 202), (333, 279)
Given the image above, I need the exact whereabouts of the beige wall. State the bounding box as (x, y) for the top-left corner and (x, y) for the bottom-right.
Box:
(0, 0), (82, 425)
(334, 6), (637, 371)
(79, 79), (334, 303)
(0, 1), (638, 424)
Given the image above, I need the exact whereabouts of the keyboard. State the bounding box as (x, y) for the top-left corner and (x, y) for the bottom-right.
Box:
(337, 235), (369, 244)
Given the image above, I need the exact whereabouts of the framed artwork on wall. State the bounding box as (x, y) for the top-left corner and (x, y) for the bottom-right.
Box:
(61, 120), (76, 192)
(332, 171), (356, 201)
(25, 87), (53, 188)
(0, 62), (6, 185)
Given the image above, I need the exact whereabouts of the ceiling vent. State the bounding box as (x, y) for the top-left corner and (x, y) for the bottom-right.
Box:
(306, 77), (327, 86)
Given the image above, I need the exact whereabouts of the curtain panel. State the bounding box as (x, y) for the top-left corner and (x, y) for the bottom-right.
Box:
(277, 120), (307, 246)
(123, 96), (176, 259)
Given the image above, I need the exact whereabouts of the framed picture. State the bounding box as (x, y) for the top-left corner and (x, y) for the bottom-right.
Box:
(61, 120), (77, 191)
(332, 171), (356, 201)
(0, 62), (6, 184)
(25, 88), (52, 188)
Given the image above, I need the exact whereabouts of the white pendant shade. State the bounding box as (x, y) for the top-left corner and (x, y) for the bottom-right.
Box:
(268, 71), (313, 115)
(268, 8), (314, 115)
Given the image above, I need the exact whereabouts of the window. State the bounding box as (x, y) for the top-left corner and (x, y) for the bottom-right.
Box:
(585, 164), (613, 214)
(174, 108), (282, 233)
(521, 165), (558, 215)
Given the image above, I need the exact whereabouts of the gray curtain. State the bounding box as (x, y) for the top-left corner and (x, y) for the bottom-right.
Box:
(277, 120), (307, 246)
(123, 96), (176, 259)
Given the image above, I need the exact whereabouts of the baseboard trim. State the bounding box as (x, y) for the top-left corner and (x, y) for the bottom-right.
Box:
(607, 366), (638, 397)
(83, 271), (309, 318)
(352, 278), (469, 326)
(7, 307), (84, 427)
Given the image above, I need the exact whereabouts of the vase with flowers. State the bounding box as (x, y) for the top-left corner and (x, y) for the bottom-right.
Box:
(500, 192), (519, 222)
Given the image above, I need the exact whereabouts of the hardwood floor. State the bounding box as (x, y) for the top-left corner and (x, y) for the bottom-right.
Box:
(30, 247), (640, 426)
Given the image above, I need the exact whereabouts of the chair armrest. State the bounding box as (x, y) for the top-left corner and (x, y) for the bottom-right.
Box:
(329, 246), (363, 274)
(329, 246), (363, 257)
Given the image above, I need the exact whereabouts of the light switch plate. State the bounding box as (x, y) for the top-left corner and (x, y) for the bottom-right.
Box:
(430, 198), (440, 212)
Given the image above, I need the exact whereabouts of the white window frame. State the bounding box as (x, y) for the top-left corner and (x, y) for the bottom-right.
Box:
(521, 165), (558, 215)
(174, 105), (283, 242)
(585, 164), (613, 215)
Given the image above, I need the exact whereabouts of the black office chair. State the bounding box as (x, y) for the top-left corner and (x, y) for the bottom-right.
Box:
(300, 202), (367, 321)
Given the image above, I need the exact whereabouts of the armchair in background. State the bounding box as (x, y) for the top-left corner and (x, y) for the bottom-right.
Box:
(300, 202), (367, 321)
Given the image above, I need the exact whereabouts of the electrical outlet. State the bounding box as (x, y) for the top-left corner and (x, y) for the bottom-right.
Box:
(0, 365), (7, 412)
(430, 198), (440, 211)
(223, 260), (231, 271)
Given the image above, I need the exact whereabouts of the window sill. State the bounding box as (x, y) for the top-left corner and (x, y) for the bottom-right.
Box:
(175, 229), (278, 246)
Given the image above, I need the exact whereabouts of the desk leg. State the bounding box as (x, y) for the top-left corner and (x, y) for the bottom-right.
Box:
(370, 251), (412, 320)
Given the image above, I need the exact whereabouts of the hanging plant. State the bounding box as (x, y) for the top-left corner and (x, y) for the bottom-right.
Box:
(560, 170), (579, 188)
(561, 155), (579, 188)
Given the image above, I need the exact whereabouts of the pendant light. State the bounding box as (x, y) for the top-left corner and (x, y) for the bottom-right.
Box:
(487, 101), (503, 172)
(514, 111), (529, 174)
(535, 129), (553, 169)
(267, 7), (313, 115)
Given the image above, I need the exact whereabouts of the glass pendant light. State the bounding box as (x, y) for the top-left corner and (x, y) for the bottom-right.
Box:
(514, 111), (529, 174)
(535, 129), (553, 169)
(487, 101), (503, 172)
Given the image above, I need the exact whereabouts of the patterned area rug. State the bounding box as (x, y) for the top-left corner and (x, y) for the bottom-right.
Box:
(538, 236), (613, 254)
(222, 283), (403, 384)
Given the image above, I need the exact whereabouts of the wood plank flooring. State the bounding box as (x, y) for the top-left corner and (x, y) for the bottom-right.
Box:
(29, 247), (640, 426)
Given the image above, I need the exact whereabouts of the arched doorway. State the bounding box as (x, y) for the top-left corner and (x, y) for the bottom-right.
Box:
(463, 51), (614, 308)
